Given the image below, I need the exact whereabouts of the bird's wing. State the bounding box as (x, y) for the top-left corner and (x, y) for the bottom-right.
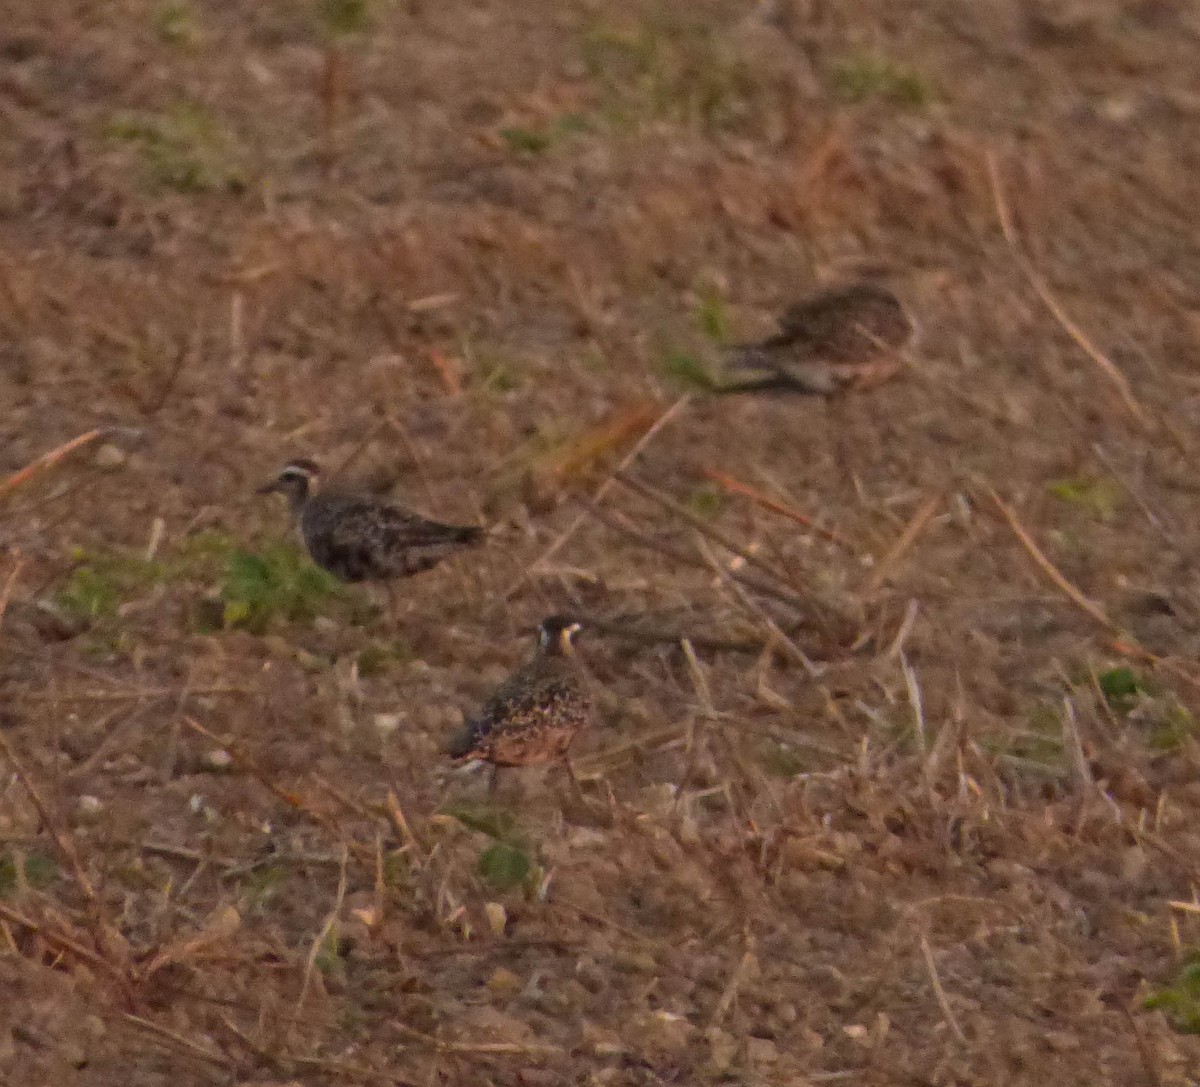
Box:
(320, 496), (477, 553)
(450, 667), (582, 758)
(372, 501), (481, 549)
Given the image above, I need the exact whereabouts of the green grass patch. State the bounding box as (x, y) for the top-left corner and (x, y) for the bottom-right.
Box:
(154, 1), (200, 45)
(357, 639), (414, 676)
(104, 102), (244, 194)
(314, 0), (371, 39)
(828, 54), (934, 109)
(579, 17), (764, 135)
(1047, 476), (1122, 522)
(1146, 957), (1200, 1033)
(219, 543), (343, 634)
(0, 852), (59, 897)
(477, 842), (532, 891)
(56, 550), (164, 622)
(499, 115), (590, 157)
(1095, 666), (1195, 751)
(982, 703), (1064, 769)
(659, 347), (716, 391)
(1098, 666), (1142, 710)
(757, 740), (807, 778)
(695, 284), (730, 344)
(439, 802), (517, 842)
(684, 484), (725, 519)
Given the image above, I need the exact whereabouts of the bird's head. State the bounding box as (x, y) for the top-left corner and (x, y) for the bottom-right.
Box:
(537, 614), (584, 656)
(257, 458), (321, 508)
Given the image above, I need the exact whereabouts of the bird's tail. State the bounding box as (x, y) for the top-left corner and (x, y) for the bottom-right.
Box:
(722, 343), (774, 373)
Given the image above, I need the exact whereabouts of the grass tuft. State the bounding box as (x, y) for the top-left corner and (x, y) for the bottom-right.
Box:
(477, 842), (532, 891)
(1146, 957), (1200, 1033)
(580, 17), (764, 135)
(659, 347), (716, 391)
(314, 0), (371, 39)
(1048, 476), (1122, 522)
(439, 802), (517, 842)
(829, 54), (934, 108)
(104, 102), (244, 193)
(154, 1), (200, 46)
(56, 551), (163, 622)
(220, 545), (343, 633)
(0, 851), (59, 898)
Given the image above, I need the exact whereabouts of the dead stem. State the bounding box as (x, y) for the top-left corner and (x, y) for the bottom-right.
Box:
(701, 467), (854, 549)
(986, 150), (1156, 434)
(503, 393), (692, 599)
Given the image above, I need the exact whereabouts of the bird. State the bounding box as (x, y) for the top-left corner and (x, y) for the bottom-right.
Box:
(446, 615), (592, 794)
(716, 282), (916, 395)
(256, 458), (483, 585)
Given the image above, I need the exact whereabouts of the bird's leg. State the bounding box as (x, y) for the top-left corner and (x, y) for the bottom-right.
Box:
(488, 764), (500, 796)
(384, 582), (403, 632)
(562, 755), (584, 801)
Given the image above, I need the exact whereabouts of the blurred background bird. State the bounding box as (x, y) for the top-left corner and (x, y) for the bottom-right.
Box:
(716, 282), (916, 396)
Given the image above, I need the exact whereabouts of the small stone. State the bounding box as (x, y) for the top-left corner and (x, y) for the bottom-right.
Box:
(486, 966), (521, 995)
(706, 1027), (737, 1072)
(93, 443), (126, 470)
(746, 1037), (779, 1064)
(373, 712), (404, 737)
(77, 795), (104, 822)
(200, 748), (233, 772)
(483, 901), (507, 936)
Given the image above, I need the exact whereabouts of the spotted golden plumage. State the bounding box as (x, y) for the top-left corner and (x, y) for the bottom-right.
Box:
(256, 459), (483, 584)
(447, 615), (591, 791)
(718, 282), (915, 395)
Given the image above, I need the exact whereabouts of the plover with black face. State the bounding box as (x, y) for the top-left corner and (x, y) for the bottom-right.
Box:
(446, 615), (592, 794)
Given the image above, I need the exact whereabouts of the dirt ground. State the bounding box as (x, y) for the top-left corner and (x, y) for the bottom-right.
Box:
(3, 0), (1200, 1083)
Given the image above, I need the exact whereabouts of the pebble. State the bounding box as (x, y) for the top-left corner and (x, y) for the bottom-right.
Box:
(77, 795), (104, 822)
(93, 443), (126, 470)
(373, 712), (404, 737)
(200, 748), (233, 772)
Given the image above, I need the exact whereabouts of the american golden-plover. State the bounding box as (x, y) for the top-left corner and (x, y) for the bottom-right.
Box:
(257, 458), (482, 584)
(718, 282), (915, 395)
(446, 615), (591, 793)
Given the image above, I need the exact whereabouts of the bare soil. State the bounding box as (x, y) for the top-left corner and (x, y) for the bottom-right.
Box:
(3, 1), (1200, 1084)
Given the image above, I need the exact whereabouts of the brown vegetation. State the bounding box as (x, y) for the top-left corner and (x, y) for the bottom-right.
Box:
(3, 1), (1200, 1083)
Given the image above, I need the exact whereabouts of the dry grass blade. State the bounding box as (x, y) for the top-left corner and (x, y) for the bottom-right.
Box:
(504, 393), (691, 598)
(0, 730), (99, 905)
(701, 467), (853, 548)
(0, 428), (110, 504)
(694, 533), (825, 678)
(531, 398), (661, 491)
(137, 904), (241, 982)
(583, 502), (839, 633)
(920, 934), (967, 1043)
(427, 347), (463, 396)
(616, 472), (793, 593)
(1060, 697), (1094, 792)
(862, 491), (943, 596)
(986, 151), (1154, 431)
(0, 552), (26, 632)
(709, 936), (757, 1027)
(182, 718), (368, 855)
(0, 900), (112, 974)
(386, 788), (427, 863)
(122, 1013), (233, 1069)
(981, 482), (1115, 630)
(292, 846), (348, 1039)
(900, 652), (926, 753)
(680, 637), (714, 715)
